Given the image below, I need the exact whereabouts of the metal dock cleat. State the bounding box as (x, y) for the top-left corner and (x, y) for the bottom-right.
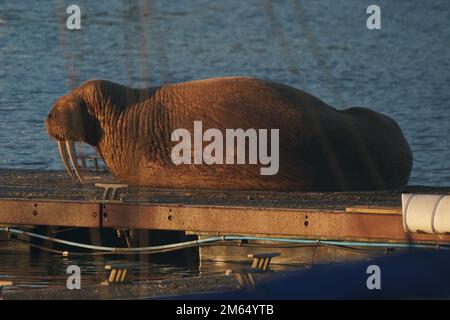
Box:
(225, 252), (281, 287)
(101, 263), (133, 286)
(95, 183), (129, 201)
(248, 252), (281, 271)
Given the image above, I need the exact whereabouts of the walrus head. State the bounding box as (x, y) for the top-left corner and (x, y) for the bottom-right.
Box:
(45, 86), (102, 183)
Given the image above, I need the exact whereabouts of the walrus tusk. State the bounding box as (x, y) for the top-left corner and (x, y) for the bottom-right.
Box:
(66, 140), (85, 184)
(57, 140), (76, 181)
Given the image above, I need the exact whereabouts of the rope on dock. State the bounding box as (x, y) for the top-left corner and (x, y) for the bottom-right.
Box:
(1, 227), (448, 256)
(0, 227), (222, 252)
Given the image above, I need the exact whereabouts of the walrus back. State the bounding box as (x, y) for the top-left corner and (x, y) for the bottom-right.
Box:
(79, 77), (412, 191)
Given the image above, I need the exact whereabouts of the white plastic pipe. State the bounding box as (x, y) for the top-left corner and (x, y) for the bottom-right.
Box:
(402, 194), (450, 234)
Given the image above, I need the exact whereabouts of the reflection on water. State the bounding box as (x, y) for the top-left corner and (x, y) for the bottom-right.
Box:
(0, 247), (200, 293)
(0, 233), (304, 294)
(0, 243), (295, 294)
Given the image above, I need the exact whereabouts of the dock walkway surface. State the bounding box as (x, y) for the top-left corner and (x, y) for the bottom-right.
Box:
(2, 168), (449, 207)
(1, 169), (450, 243)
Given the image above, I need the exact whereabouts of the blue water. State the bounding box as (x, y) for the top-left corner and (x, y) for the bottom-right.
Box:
(0, 0), (449, 185)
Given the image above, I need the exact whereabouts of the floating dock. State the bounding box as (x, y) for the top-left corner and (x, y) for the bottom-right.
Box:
(1, 168), (450, 265)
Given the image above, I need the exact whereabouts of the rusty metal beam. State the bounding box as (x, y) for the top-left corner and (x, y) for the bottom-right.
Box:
(1, 198), (450, 245)
(102, 203), (450, 244)
(0, 199), (100, 228)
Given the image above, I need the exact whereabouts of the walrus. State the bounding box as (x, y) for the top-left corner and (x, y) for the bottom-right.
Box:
(45, 76), (412, 191)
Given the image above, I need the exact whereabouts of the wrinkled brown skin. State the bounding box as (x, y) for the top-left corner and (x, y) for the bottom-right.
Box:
(45, 76), (413, 191)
